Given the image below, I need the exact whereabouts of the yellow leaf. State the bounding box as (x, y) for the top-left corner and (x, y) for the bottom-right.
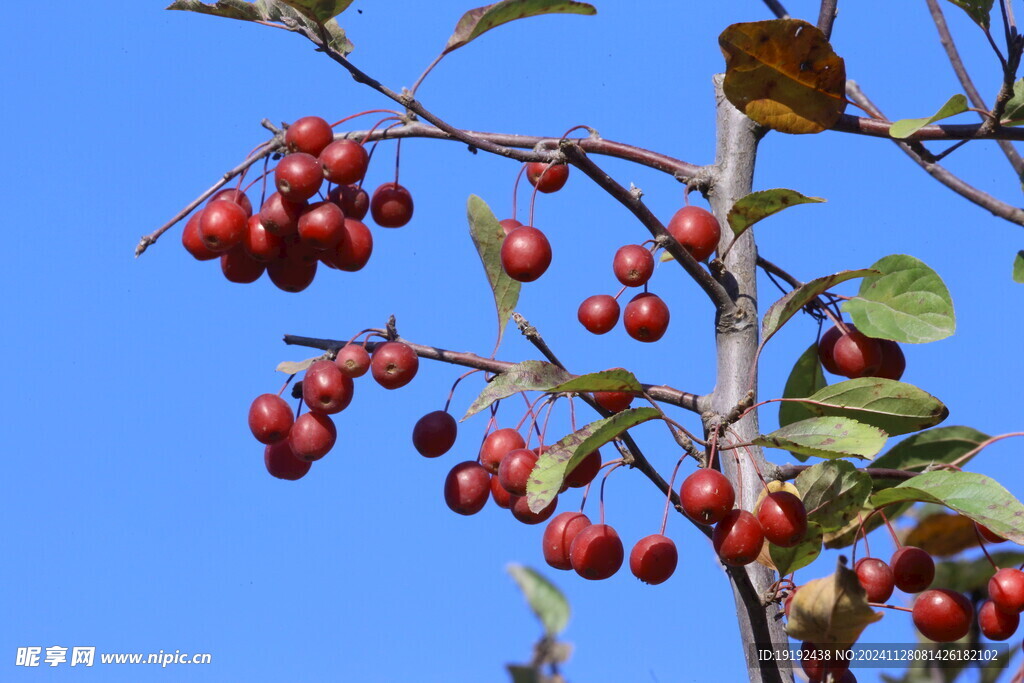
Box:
(786, 558), (883, 645)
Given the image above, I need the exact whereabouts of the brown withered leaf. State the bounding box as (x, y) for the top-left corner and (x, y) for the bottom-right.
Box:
(719, 19), (846, 134)
(786, 558), (883, 645)
(905, 513), (979, 558)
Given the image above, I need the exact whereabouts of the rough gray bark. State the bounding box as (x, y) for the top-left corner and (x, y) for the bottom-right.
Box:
(707, 74), (793, 683)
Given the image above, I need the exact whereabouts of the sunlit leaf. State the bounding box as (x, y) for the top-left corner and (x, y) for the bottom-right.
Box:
(792, 377), (949, 437)
(872, 426), (989, 472)
(277, 0), (354, 23)
(842, 255), (956, 344)
(796, 460), (873, 533)
(719, 19), (846, 134)
(462, 360), (570, 420)
(468, 195), (521, 350)
(762, 269), (876, 342)
(444, 0), (596, 54)
(547, 368), (642, 394)
(727, 188), (825, 237)
(786, 558), (883, 645)
(779, 344), (828, 432)
(167, 0), (262, 20)
(889, 95), (969, 139)
(507, 564), (569, 636)
(755, 417), (887, 460)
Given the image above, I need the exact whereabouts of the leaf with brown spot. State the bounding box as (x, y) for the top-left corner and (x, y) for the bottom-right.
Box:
(905, 512), (979, 558)
(462, 360), (571, 420)
(719, 19), (847, 134)
(786, 558), (883, 645)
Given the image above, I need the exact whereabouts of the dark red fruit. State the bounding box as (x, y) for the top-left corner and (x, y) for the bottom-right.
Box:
(327, 184), (369, 221)
(208, 188), (253, 217)
(444, 461), (491, 515)
(479, 428), (526, 474)
(800, 643), (850, 682)
(510, 494), (557, 524)
(248, 393), (294, 444)
(264, 440), (312, 480)
(817, 325), (844, 375)
(629, 534), (678, 585)
(288, 411), (337, 462)
(370, 342), (419, 389)
(501, 226), (552, 282)
(832, 328), (883, 378)
(666, 206), (721, 261)
(855, 557), (895, 603)
(577, 295), (620, 334)
(259, 192), (306, 236)
(543, 512), (592, 570)
(756, 491), (808, 547)
(220, 247), (265, 283)
(370, 182), (413, 228)
(623, 292), (670, 342)
(499, 218), (523, 235)
(319, 139), (369, 185)
(526, 162), (569, 193)
(613, 244), (655, 287)
(412, 410), (457, 458)
(275, 153), (324, 202)
(285, 116), (334, 157)
(199, 199), (248, 252)
(712, 509), (765, 566)
(680, 469), (735, 525)
(335, 344), (371, 378)
(570, 524), (624, 580)
(297, 201), (345, 250)
(267, 250), (318, 293)
(564, 450), (601, 489)
(490, 475), (512, 509)
(979, 599), (1019, 640)
(989, 568), (1024, 613)
(325, 219), (372, 272)
(593, 391), (633, 413)
(182, 210), (218, 261)
(244, 214), (283, 262)
(302, 360), (354, 415)
(498, 448), (538, 496)
(891, 546), (935, 593)
(913, 589), (974, 642)
(875, 339), (906, 381)
(977, 522), (1008, 544)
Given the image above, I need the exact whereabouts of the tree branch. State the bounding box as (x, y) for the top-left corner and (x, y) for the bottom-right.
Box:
(775, 464), (918, 482)
(817, 0), (838, 40)
(761, 0), (789, 19)
(830, 112), (1024, 141)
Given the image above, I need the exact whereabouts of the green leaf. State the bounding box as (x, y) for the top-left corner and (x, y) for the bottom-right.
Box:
(792, 377), (948, 437)
(842, 255), (956, 344)
(1002, 79), (1024, 125)
(727, 188), (825, 238)
(468, 195), (521, 350)
(770, 522), (823, 575)
(780, 344), (828, 431)
(276, 356), (319, 374)
(167, 0), (263, 20)
(507, 564), (569, 636)
(1014, 250), (1024, 282)
(444, 0), (597, 54)
(547, 368), (642, 394)
(277, 0), (353, 23)
(462, 360), (570, 420)
(762, 269), (876, 342)
(872, 426), (990, 472)
(796, 460), (873, 533)
(321, 18), (353, 55)
(527, 408), (661, 512)
(935, 551), (1024, 594)
(506, 665), (540, 683)
(870, 471), (1024, 544)
(755, 417), (888, 460)
(888, 95), (969, 139)
(944, 0), (995, 29)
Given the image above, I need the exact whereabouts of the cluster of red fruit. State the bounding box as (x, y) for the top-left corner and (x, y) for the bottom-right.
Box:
(181, 116), (415, 292)
(818, 322), (905, 380)
(577, 205), (722, 342)
(495, 162), (570, 283)
(248, 341), (420, 479)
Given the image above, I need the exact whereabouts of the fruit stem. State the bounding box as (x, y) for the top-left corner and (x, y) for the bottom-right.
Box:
(598, 461), (623, 525)
(974, 524), (1002, 570)
(511, 164), (526, 221)
(880, 509), (902, 548)
(277, 374), (297, 398)
(868, 602), (913, 613)
(445, 369), (482, 413)
(328, 109), (403, 129)
(611, 284), (628, 301)
(660, 454), (688, 535)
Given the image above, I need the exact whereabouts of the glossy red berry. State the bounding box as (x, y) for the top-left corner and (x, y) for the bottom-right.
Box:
(248, 394), (294, 444)
(712, 509), (765, 566)
(817, 325), (844, 374)
(526, 162), (569, 193)
(623, 292), (670, 342)
(444, 462), (491, 515)
(370, 182), (414, 228)
(570, 523), (624, 580)
(543, 512), (592, 570)
(207, 188), (253, 216)
(275, 153), (324, 202)
(756, 491), (808, 547)
(564, 450), (601, 489)
(613, 244), (655, 287)
(499, 218), (523, 235)
(327, 184), (369, 221)
(832, 328), (883, 378)
(510, 494), (557, 525)
(989, 568), (1024, 613)
(335, 344), (371, 378)
(412, 410), (457, 458)
(680, 469), (735, 525)
(875, 339), (906, 381)
(288, 412), (337, 462)
(182, 210), (218, 261)
(593, 391), (634, 413)
(264, 440), (312, 480)
(498, 448), (538, 496)
(302, 360), (354, 414)
(323, 218), (372, 272)
(629, 534), (678, 585)
(490, 475), (512, 509)
(199, 199), (248, 252)
(479, 428), (526, 474)
(977, 522), (1008, 544)
(259, 192), (307, 236)
(890, 546), (935, 593)
(220, 247), (265, 284)
(297, 201), (345, 250)
(666, 206), (720, 261)
(979, 599), (1019, 640)
(370, 342), (419, 389)
(855, 557), (895, 603)
(285, 116), (334, 156)
(319, 139), (369, 185)
(243, 214), (284, 262)
(913, 589), (974, 642)
(501, 226), (552, 282)
(577, 295), (620, 335)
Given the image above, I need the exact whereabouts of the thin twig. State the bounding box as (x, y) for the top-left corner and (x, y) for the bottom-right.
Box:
(830, 111), (1024, 140)
(761, 0), (789, 19)
(817, 0), (838, 40)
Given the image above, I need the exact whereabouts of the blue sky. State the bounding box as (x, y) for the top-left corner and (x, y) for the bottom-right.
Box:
(3, 1), (1024, 681)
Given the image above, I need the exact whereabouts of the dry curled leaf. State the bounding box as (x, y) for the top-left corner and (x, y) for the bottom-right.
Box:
(786, 558), (883, 645)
